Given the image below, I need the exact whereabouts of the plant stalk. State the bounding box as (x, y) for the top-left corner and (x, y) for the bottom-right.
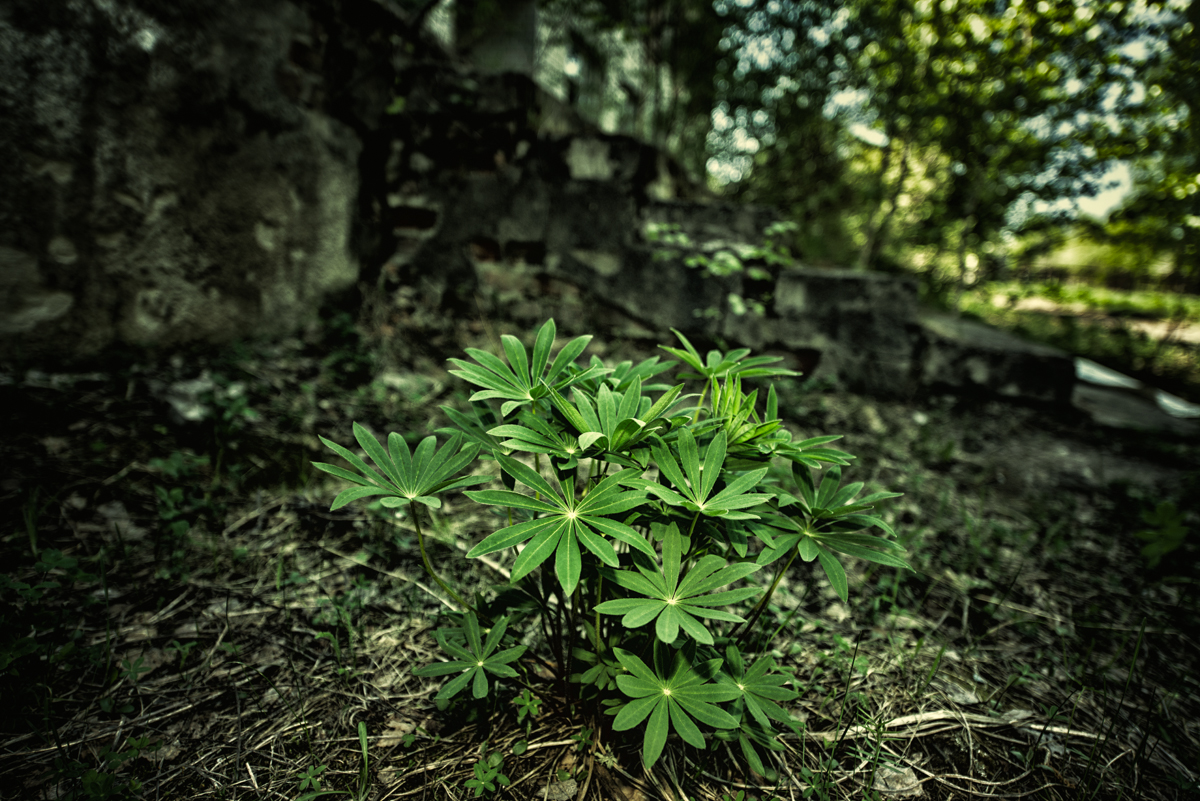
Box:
(593, 574), (604, 651)
(410, 504), (470, 611)
(737, 546), (799, 645)
(691, 377), (714, 424)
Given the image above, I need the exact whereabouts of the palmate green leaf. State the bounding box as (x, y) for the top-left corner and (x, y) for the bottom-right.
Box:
(719, 645), (798, 731)
(631, 430), (773, 519)
(465, 454), (649, 594)
(786, 447), (855, 468)
(328, 484), (395, 510)
(438, 403), (506, 455)
(816, 545), (849, 603)
(759, 520), (909, 572)
(658, 328), (708, 374)
(612, 645), (739, 769)
(314, 425), (486, 510)
(446, 319), (600, 418)
(596, 523), (760, 644)
(758, 514), (908, 601)
(781, 434), (855, 470)
(567, 353), (679, 398)
(315, 434), (389, 490)
(709, 380), (793, 467)
(659, 328), (799, 382)
(786, 465), (905, 542)
(716, 713), (788, 782)
(814, 464), (844, 509)
(606, 355), (678, 393)
(547, 381), (684, 457)
(784, 464), (894, 524)
(412, 612), (526, 700)
(711, 376), (759, 443)
(757, 459), (908, 601)
(488, 414), (581, 460)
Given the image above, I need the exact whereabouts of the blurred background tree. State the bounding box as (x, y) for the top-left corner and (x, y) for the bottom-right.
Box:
(1098, 0), (1198, 292)
(524, 0), (1193, 291)
(712, 0), (1192, 288)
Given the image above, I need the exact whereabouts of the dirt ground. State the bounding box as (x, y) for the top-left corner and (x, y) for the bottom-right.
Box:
(1, 302), (1198, 801)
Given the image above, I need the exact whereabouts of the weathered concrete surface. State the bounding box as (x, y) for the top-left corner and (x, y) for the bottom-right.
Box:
(373, 69), (926, 395)
(0, 0), (394, 361)
(374, 67), (1078, 401)
(729, 269), (920, 396)
(377, 66), (700, 316)
(917, 312), (1076, 404)
(1072, 358), (1200, 435)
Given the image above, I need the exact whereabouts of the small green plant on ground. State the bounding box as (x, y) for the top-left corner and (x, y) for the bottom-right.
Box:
(511, 688), (541, 754)
(293, 721), (370, 801)
(51, 735), (159, 801)
(148, 451), (212, 578)
(1, 547), (107, 702)
(463, 749), (510, 797)
(1135, 500), (1189, 569)
(314, 319), (909, 774)
(297, 763), (328, 793)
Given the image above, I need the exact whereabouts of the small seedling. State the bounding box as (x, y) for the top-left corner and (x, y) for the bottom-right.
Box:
(297, 764), (328, 792)
(166, 640), (198, 670)
(464, 750), (510, 797)
(1135, 500), (1188, 569)
(512, 689), (542, 754)
(570, 727), (593, 752)
(119, 656), (151, 685)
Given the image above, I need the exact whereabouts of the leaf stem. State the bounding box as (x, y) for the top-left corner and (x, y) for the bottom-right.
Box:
(593, 574), (604, 651)
(533, 453), (542, 501)
(691, 377), (713, 424)
(410, 504), (471, 611)
(737, 546), (799, 645)
(585, 457), (599, 493)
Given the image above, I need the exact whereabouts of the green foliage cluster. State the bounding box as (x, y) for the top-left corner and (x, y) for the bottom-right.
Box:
(964, 281), (1200, 323)
(295, 721), (371, 801)
(463, 750), (510, 797)
(148, 453), (211, 578)
(714, 0), (1196, 286)
(316, 320), (909, 773)
(1, 549), (100, 682)
(643, 220), (799, 319)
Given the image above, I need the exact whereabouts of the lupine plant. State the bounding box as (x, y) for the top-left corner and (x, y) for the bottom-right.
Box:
(314, 319), (908, 776)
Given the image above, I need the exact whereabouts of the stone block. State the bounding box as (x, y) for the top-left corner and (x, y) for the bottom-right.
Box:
(0, 0), (394, 361)
(918, 312), (1075, 404)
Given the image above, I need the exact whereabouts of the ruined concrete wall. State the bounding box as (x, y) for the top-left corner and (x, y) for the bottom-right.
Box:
(0, 6), (1070, 404)
(0, 0), (396, 362)
(376, 69), (686, 312)
(373, 67), (926, 394)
